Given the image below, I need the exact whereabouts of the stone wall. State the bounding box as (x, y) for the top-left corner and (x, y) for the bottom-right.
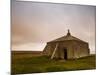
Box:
(43, 40), (90, 59)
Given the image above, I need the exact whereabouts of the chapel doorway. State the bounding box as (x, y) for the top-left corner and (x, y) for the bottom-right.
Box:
(63, 48), (67, 60)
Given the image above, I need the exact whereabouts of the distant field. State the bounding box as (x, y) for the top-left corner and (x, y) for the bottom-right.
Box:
(11, 51), (96, 74)
(12, 51), (43, 58)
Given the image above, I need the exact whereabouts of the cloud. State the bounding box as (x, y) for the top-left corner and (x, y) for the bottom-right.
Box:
(12, 43), (46, 51)
(11, 1), (96, 51)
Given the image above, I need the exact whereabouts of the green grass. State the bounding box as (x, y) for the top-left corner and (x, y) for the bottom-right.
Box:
(11, 54), (96, 74)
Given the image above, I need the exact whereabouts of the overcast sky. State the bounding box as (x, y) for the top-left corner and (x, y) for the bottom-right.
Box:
(11, 0), (96, 54)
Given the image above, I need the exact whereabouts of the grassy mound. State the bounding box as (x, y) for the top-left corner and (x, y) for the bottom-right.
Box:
(11, 54), (96, 74)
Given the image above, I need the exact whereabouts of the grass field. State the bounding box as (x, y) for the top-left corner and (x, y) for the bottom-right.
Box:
(11, 51), (96, 74)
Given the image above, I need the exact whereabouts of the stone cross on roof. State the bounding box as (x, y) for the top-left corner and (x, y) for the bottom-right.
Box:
(67, 29), (71, 36)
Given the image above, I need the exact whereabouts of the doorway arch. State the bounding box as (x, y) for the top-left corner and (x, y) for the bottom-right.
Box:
(63, 48), (67, 60)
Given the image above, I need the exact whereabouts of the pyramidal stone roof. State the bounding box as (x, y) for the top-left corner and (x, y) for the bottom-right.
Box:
(48, 29), (88, 43)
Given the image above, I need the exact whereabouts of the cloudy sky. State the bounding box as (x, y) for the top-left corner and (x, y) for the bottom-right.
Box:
(11, 0), (96, 54)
